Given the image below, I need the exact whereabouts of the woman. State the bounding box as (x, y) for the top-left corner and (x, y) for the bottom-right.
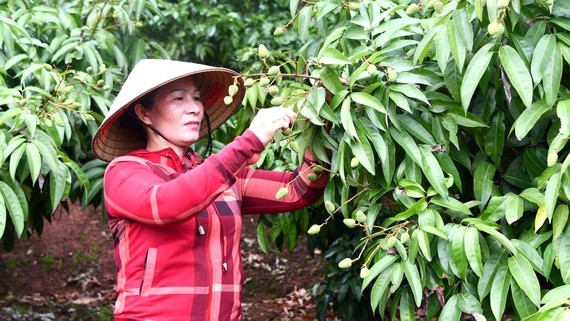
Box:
(91, 59), (328, 320)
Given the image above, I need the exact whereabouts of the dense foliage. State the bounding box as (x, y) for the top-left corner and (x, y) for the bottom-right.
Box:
(242, 0), (570, 320)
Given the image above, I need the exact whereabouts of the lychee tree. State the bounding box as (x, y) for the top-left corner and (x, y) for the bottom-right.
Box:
(240, 0), (570, 320)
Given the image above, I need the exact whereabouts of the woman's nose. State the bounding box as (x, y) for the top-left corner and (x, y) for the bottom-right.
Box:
(185, 99), (202, 114)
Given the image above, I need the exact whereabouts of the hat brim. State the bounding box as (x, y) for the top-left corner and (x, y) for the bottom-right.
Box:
(91, 59), (245, 162)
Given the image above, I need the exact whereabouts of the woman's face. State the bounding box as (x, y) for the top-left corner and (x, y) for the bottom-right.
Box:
(136, 77), (204, 151)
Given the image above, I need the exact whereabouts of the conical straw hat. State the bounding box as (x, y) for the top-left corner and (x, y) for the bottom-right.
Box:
(91, 59), (244, 162)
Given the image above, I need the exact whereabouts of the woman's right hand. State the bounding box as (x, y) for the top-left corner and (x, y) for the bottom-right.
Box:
(247, 107), (296, 146)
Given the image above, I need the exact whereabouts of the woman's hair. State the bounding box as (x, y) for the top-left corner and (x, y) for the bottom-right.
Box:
(118, 90), (156, 136)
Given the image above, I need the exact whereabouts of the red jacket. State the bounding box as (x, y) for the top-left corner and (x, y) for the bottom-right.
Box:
(103, 130), (327, 320)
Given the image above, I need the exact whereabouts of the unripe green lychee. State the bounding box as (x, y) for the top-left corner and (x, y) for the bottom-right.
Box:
(258, 44), (269, 59)
(259, 77), (270, 87)
(350, 157), (360, 168)
(400, 231), (410, 244)
(367, 63), (377, 75)
(325, 200), (335, 214)
(355, 210), (367, 223)
(343, 218), (356, 228)
(289, 141), (300, 153)
(271, 96), (283, 106)
(405, 3), (419, 15)
(84, 114), (95, 121)
(338, 258), (353, 269)
(497, 0), (509, 9)
(488, 21), (505, 39)
(386, 236), (397, 248)
(308, 224), (321, 235)
(307, 173), (318, 181)
(244, 78), (254, 87)
(313, 166), (323, 174)
(347, 2), (359, 10)
(433, 1), (443, 13)
(275, 187), (289, 200)
(268, 66), (280, 76)
(273, 27), (285, 36)
(388, 70), (398, 82)
(228, 84), (239, 97)
(360, 267), (371, 278)
(268, 85), (280, 96)
(223, 96), (233, 105)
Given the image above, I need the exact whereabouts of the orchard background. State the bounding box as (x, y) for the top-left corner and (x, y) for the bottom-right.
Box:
(0, 0), (569, 320)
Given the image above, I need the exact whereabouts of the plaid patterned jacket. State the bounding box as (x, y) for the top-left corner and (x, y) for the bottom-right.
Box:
(103, 130), (328, 320)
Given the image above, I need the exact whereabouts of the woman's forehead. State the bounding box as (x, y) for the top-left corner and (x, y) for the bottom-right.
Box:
(157, 76), (198, 94)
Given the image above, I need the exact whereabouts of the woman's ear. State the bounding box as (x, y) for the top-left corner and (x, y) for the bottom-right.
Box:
(134, 103), (151, 126)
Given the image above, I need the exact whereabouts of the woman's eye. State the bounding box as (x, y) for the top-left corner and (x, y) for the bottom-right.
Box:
(193, 96), (201, 101)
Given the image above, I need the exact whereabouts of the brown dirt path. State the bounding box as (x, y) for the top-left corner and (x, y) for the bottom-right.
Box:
(0, 204), (330, 320)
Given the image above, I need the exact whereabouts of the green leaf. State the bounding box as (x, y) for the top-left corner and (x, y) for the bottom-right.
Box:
(505, 194), (524, 224)
(478, 248), (508, 299)
(0, 181), (24, 237)
(413, 25), (441, 65)
(390, 84), (429, 106)
(553, 204), (569, 241)
(370, 265), (394, 312)
(0, 191), (6, 238)
(9, 144), (26, 180)
(557, 99), (570, 136)
(490, 263), (511, 320)
(430, 195), (471, 215)
(32, 140), (58, 175)
(451, 225), (467, 279)
(447, 19), (466, 72)
(390, 127), (422, 166)
(511, 281), (537, 319)
(49, 164), (67, 213)
(473, 161), (496, 209)
(399, 115), (436, 146)
(508, 255), (541, 307)
(399, 289), (415, 321)
(439, 294), (461, 321)
(461, 43), (494, 111)
(514, 100), (550, 140)
(474, 223), (516, 255)
(559, 227), (570, 284)
(340, 97), (358, 139)
(545, 171), (561, 221)
(351, 92), (386, 113)
(543, 45), (563, 107)
(499, 45), (534, 109)
(25, 142), (42, 184)
(419, 145), (448, 198)
(319, 67), (343, 94)
(319, 48), (351, 66)
(402, 259), (422, 307)
(464, 226), (483, 277)
(436, 27), (451, 74)
(531, 34), (556, 86)
(421, 225), (448, 240)
(417, 228), (432, 261)
(512, 240), (543, 274)
(362, 255), (399, 291)
(297, 5), (312, 43)
(0, 108), (23, 127)
(350, 131), (375, 175)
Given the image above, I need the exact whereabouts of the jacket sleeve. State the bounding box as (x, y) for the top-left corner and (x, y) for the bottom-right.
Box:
(104, 130), (265, 225)
(237, 149), (329, 215)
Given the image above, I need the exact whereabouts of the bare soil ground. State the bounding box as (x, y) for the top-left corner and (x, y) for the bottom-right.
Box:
(0, 204), (332, 320)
